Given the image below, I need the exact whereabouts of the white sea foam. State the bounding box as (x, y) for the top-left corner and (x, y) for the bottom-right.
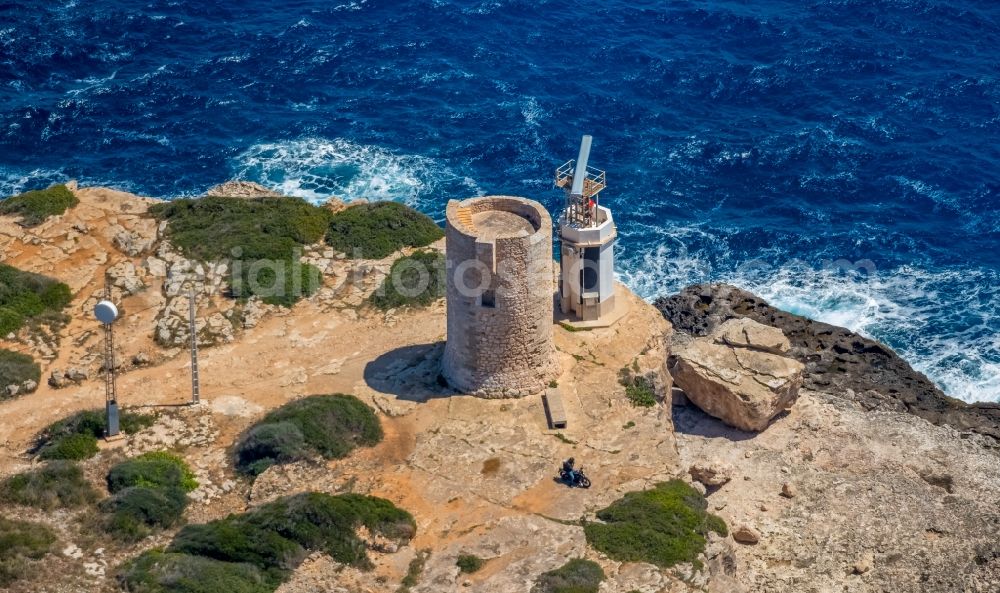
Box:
(0, 168), (68, 196)
(617, 225), (1000, 404)
(232, 137), (480, 208)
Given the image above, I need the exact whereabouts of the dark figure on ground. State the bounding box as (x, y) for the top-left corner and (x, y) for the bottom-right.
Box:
(559, 458), (591, 488)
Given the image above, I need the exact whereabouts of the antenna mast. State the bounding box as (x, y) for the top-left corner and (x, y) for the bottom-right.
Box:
(188, 288), (201, 405)
(96, 279), (121, 438)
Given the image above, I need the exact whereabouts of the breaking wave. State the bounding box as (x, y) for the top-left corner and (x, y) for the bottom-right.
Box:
(232, 138), (481, 210)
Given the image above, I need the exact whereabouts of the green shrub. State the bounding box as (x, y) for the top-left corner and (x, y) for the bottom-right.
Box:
(456, 554), (485, 574)
(325, 202), (443, 260)
(101, 486), (188, 542)
(583, 480), (727, 569)
(40, 431), (99, 460)
(0, 517), (56, 587)
(618, 366), (657, 408)
(150, 196), (330, 306)
(532, 558), (605, 593)
(169, 516), (305, 583)
(230, 260), (323, 307)
(0, 349), (41, 398)
(101, 452), (197, 542)
(234, 394), (382, 476)
(35, 409), (156, 460)
(118, 551), (273, 593)
(233, 422), (308, 477)
(0, 184), (79, 226)
(368, 250), (445, 310)
(0, 308), (24, 336)
(120, 411), (158, 434)
(0, 460), (99, 510)
(154, 492), (415, 591)
(107, 452), (199, 494)
(0, 263), (73, 336)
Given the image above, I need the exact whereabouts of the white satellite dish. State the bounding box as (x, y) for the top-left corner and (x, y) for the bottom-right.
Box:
(95, 300), (119, 325)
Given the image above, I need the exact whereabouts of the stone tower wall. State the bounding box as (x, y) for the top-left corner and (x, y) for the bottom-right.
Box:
(442, 196), (556, 398)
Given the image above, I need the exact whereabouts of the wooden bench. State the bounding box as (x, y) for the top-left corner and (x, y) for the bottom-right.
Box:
(544, 388), (567, 429)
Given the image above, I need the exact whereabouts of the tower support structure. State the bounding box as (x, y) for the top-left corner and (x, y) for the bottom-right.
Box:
(555, 135), (617, 322)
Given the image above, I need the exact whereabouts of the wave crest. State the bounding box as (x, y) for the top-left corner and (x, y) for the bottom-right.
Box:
(232, 138), (480, 208)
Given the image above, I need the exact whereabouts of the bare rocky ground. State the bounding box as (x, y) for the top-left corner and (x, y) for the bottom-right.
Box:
(0, 185), (998, 593)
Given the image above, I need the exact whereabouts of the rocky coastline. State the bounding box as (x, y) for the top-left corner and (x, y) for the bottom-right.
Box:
(657, 283), (1000, 444)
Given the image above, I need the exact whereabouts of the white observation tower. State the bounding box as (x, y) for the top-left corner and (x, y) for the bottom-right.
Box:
(555, 135), (617, 322)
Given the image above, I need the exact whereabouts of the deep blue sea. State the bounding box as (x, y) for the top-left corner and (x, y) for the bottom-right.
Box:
(1, 0), (998, 402)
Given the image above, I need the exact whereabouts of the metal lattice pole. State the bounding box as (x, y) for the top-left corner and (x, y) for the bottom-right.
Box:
(104, 322), (117, 405)
(189, 288), (200, 405)
(103, 278), (120, 437)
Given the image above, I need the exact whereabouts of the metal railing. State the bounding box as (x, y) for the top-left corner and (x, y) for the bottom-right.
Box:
(554, 160), (606, 198)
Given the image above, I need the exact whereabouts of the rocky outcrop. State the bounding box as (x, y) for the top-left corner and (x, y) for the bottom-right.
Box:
(106, 260), (145, 296)
(204, 180), (282, 198)
(112, 227), (156, 256)
(671, 318), (804, 432)
(657, 283), (1000, 442)
(47, 367), (89, 389)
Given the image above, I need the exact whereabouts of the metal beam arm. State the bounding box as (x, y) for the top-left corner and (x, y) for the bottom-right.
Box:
(570, 135), (593, 196)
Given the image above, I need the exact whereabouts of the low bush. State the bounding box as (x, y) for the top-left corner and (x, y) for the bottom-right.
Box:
(117, 551), (272, 593)
(0, 183), (79, 226)
(618, 366), (657, 408)
(102, 451), (197, 542)
(0, 263), (73, 336)
(325, 202), (443, 260)
(0, 349), (41, 398)
(532, 558), (605, 593)
(0, 460), (99, 510)
(107, 451), (199, 494)
(456, 553), (485, 574)
(170, 492), (416, 570)
(368, 250), (445, 310)
(149, 196), (330, 263)
(234, 394), (382, 476)
(169, 516), (306, 584)
(150, 196), (330, 306)
(583, 480), (727, 569)
(117, 492), (416, 593)
(101, 486), (188, 542)
(0, 517), (56, 587)
(230, 260), (323, 307)
(40, 431), (100, 460)
(35, 409), (156, 460)
(233, 422), (308, 477)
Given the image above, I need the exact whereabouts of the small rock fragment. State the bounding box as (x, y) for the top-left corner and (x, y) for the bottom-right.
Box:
(733, 525), (761, 545)
(854, 552), (874, 574)
(689, 461), (733, 487)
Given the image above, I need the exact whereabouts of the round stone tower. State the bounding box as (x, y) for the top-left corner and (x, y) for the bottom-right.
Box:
(442, 196), (556, 398)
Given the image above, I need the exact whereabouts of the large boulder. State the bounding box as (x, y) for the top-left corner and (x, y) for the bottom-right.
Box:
(671, 319), (804, 432)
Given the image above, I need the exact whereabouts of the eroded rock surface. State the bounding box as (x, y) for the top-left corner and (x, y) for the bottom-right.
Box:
(204, 180), (282, 198)
(671, 319), (804, 432)
(657, 283), (1000, 442)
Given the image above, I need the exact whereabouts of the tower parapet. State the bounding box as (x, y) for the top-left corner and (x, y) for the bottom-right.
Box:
(442, 196), (556, 398)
